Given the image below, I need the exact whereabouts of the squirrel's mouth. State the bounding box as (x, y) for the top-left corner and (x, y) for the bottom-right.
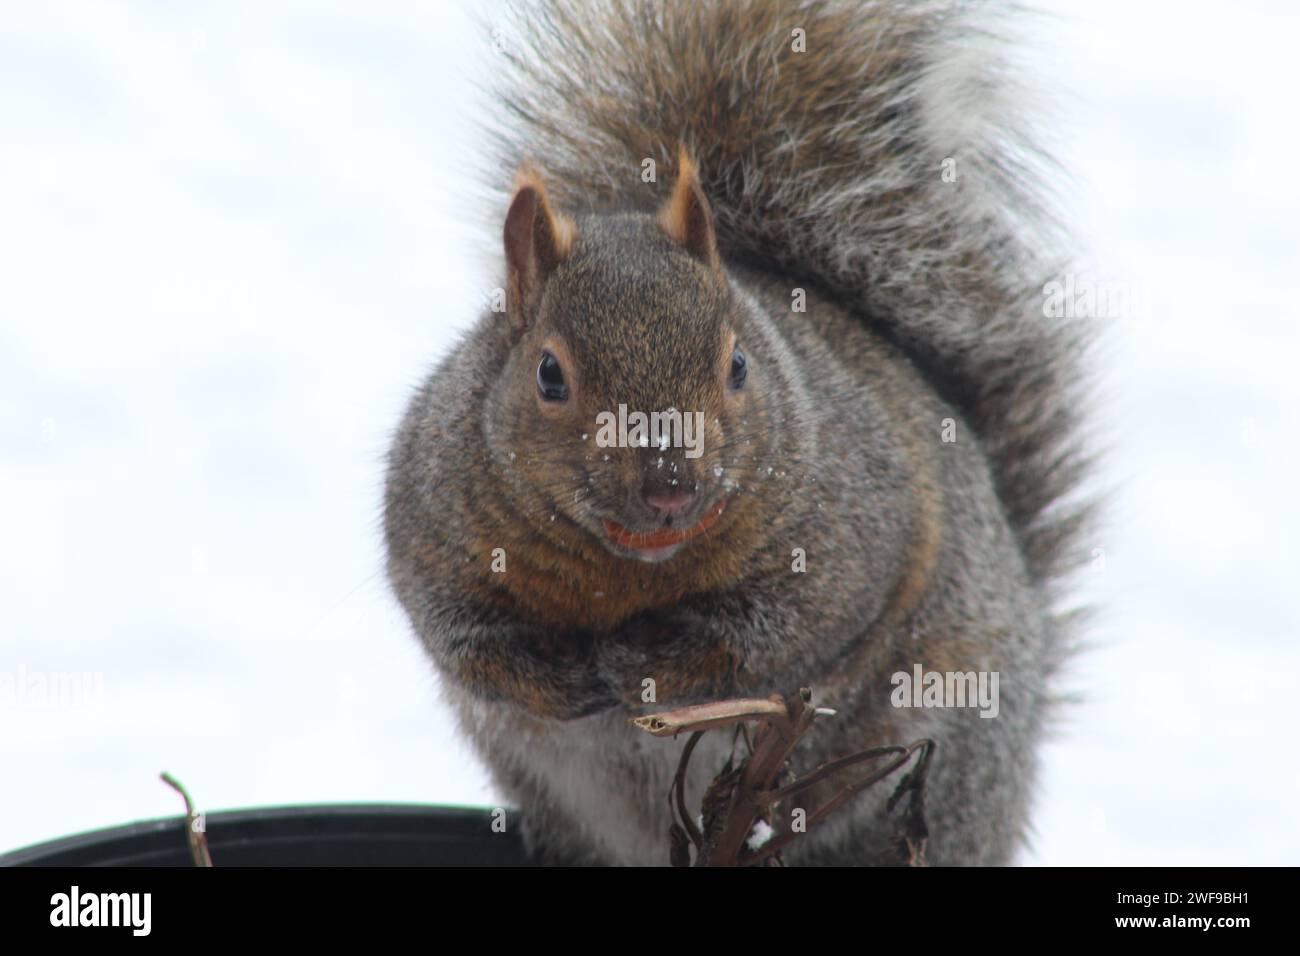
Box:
(602, 497), (726, 559)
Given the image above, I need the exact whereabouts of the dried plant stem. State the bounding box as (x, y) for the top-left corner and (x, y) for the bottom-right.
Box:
(633, 688), (934, 867)
(160, 771), (214, 867)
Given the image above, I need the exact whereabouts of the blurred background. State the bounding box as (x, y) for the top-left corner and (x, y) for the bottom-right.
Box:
(2, 1), (1296, 863)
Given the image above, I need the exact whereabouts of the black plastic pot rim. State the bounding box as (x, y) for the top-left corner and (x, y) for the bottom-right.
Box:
(1, 803), (532, 867)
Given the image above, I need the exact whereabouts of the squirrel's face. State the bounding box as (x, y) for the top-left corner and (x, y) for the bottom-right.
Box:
(488, 157), (771, 564)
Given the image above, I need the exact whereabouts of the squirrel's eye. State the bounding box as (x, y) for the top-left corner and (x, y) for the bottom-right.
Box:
(537, 350), (568, 402)
(728, 345), (747, 391)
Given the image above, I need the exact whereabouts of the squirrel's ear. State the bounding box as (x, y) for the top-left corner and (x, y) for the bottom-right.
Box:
(658, 148), (720, 272)
(503, 164), (575, 331)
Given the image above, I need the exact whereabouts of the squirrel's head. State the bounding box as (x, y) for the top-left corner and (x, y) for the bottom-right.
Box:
(486, 153), (776, 565)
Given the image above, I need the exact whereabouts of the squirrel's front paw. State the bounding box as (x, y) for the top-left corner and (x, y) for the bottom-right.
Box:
(597, 625), (741, 708)
(447, 648), (618, 722)
(486, 672), (621, 721)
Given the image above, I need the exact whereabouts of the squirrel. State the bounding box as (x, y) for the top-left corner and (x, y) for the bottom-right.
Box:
(384, 0), (1093, 865)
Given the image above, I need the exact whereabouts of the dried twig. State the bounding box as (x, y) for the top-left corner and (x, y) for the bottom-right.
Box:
(743, 738), (934, 866)
(631, 688), (934, 867)
(631, 697), (790, 737)
(160, 772), (214, 867)
(670, 731), (705, 850)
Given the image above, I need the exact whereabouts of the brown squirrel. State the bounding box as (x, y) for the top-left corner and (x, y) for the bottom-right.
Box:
(384, 0), (1093, 865)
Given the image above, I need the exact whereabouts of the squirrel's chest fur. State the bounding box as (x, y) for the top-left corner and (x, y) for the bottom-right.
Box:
(451, 689), (729, 865)
(450, 682), (923, 866)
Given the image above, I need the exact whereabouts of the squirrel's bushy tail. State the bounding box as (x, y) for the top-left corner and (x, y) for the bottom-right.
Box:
(490, 0), (1092, 596)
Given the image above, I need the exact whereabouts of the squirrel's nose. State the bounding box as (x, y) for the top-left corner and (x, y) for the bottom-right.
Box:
(642, 487), (696, 517)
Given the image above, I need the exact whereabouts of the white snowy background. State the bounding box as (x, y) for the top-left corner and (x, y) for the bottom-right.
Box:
(1, 1), (1296, 864)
